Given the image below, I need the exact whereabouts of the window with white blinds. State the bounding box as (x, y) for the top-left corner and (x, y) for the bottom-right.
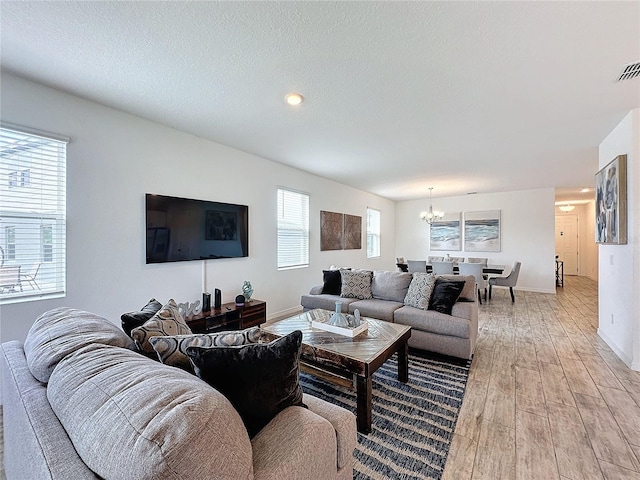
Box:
(277, 188), (309, 270)
(0, 126), (67, 303)
(367, 207), (381, 258)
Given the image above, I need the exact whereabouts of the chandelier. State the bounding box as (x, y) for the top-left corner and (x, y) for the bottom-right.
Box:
(420, 187), (444, 224)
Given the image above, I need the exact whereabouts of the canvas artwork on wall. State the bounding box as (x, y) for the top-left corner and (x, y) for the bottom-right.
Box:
(595, 154), (627, 244)
(464, 210), (501, 252)
(429, 213), (461, 251)
(320, 211), (343, 251)
(344, 214), (362, 250)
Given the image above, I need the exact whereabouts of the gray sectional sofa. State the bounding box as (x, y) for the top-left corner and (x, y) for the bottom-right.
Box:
(301, 270), (478, 359)
(1, 307), (357, 480)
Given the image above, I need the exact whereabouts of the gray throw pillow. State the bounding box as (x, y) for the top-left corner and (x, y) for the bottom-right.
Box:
(404, 273), (437, 310)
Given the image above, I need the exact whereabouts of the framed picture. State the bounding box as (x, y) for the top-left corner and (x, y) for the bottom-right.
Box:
(464, 210), (501, 252)
(595, 154), (627, 244)
(320, 211), (344, 251)
(429, 213), (461, 251)
(343, 214), (362, 250)
(205, 211), (238, 240)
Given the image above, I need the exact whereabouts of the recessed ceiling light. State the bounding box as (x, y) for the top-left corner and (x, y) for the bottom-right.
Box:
(284, 93), (304, 106)
(580, 188), (590, 193)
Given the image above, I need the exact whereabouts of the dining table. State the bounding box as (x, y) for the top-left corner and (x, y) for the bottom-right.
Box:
(396, 263), (506, 275)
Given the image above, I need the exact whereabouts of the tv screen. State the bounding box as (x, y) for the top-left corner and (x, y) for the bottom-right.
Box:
(146, 194), (248, 263)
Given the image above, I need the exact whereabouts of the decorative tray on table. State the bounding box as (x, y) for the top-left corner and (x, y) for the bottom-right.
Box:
(308, 309), (368, 337)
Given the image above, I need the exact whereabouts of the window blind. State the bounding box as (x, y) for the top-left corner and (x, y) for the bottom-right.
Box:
(277, 188), (309, 269)
(367, 207), (381, 258)
(0, 126), (67, 302)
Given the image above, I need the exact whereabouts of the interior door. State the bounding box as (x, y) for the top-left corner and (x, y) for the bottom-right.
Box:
(555, 215), (578, 275)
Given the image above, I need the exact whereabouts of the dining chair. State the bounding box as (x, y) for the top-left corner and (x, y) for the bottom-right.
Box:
(450, 256), (464, 264)
(467, 257), (488, 266)
(20, 263), (41, 290)
(406, 260), (427, 273)
(489, 261), (521, 302)
(431, 261), (454, 275)
(458, 262), (489, 304)
(428, 256), (444, 263)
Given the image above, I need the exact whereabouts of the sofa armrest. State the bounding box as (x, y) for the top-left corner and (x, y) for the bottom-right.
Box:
(451, 301), (477, 322)
(303, 394), (356, 470)
(309, 285), (324, 295)
(251, 406), (338, 480)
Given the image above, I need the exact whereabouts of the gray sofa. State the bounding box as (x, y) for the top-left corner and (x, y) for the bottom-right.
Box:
(1, 307), (357, 480)
(301, 270), (478, 359)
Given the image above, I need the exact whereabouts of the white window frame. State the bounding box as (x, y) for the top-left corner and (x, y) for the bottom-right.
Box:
(277, 187), (309, 270)
(366, 207), (381, 258)
(1, 124), (68, 304)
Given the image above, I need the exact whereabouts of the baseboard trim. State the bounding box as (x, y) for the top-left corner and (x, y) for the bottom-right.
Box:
(597, 328), (637, 370)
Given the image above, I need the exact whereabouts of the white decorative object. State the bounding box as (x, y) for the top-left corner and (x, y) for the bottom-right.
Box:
(178, 300), (201, 318)
(312, 317), (369, 337)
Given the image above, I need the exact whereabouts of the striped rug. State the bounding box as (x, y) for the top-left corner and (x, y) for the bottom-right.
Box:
(299, 352), (471, 480)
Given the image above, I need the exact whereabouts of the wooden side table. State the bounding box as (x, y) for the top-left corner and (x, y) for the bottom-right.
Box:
(186, 299), (266, 333)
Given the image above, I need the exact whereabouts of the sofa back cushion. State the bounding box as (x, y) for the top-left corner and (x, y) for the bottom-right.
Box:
(371, 270), (412, 302)
(437, 274), (476, 302)
(24, 307), (136, 383)
(47, 343), (253, 480)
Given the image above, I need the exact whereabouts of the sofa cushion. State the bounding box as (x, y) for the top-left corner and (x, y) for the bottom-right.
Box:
(429, 279), (466, 315)
(437, 274), (476, 302)
(186, 330), (306, 438)
(24, 307), (136, 383)
(149, 326), (267, 371)
(47, 343), (253, 480)
(340, 269), (373, 300)
(321, 270), (342, 295)
(394, 306), (471, 339)
(301, 293), (360, 312)
(348, 299), (403, 322)
(121, 298), (162, 337)
(130, 299), (192, 354)
(371, 270), (412, 302)
(403, 273), (437, 310)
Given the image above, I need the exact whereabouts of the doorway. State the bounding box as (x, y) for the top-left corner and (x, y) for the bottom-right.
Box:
(555, 214), (579, 275)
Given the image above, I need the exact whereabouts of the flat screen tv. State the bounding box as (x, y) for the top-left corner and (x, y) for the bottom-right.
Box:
(146, 194), (248, 263)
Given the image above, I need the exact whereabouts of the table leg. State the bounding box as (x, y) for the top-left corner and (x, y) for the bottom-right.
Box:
(398, 340), (409, 383)
(356, 374), (372, 434)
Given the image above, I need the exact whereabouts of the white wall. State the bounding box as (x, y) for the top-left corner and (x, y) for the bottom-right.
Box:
(395, 189), (556, 293)
(598, 108), (640, 370)
(555, 202), (598, 281)
(0, 73), (396, 343)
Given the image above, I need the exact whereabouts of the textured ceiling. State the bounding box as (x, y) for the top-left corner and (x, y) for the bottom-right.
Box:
(1, 1), (639, 202)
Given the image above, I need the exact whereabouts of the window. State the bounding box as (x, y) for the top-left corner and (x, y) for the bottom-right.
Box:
(1, 125), (67, 302)
(5, 226), (16, 260)
(366, 207), (381, 258)
(277, 188), (309, 269)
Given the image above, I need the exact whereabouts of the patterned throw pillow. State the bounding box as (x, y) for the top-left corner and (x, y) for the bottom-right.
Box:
(186, 330), (306, 438)
(130, 299), (192, 354)
(404, 273), (437, 310)
(340, 269), (373, 300)
(149, 327), (267, 371)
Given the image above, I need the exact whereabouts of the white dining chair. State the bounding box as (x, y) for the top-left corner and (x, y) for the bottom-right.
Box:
(431, 261), (454, 275)
(428, 256), (444, 263)
(458, 262), (489, 304)
(406, 260), (427, 273)
(489, 261), (521, 302)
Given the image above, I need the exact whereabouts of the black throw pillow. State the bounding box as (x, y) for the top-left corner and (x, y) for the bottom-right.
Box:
(120, 298), (162, 337)
(321, 269), (342, 295)
(186, 330), (306, 438)
(428, 280), (466, 315)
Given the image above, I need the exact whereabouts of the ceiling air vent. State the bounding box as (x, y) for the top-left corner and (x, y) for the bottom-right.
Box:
(615, 61), (640, 82)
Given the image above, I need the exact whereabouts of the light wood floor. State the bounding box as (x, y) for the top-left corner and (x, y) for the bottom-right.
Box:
(2, 277), (638, 480)
(443, 275), (640, 480)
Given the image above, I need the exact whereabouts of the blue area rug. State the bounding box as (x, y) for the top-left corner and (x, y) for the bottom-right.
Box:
(299, 353), (471, 480)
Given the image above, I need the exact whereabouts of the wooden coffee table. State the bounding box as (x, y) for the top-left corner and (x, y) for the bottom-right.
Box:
(261, 309), (411, 434)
